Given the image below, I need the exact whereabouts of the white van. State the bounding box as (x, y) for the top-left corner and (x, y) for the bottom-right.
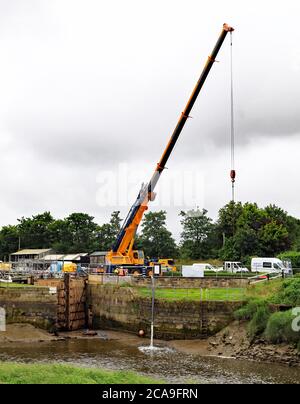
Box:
(223, 262), (249, 273)
(251, 258), (292, 275)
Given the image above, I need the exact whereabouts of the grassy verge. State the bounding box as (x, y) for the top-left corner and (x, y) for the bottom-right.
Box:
(0, 362), (161, 384)
(235, 278), (300, 348)
(0, 282), (38, 289)
(137, 287), (245, 301)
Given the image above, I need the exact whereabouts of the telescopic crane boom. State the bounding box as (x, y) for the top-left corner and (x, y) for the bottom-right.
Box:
(106, 24), (234, 270)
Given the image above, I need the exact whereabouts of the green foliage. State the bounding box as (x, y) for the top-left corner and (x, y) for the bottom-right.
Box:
(235, 278), (300, 344)
(278, 251), (300, 269)
(270, 278), (300, 306)
(0, 211), (122, 258)
(234, 299), (268, 321)
(259, 221), (290, 256)
(139, 211), (178, 258)
(216, 202), (295, 261)
(179, 209), (214, 260)
(0, 363), (160, 384)
(248, 305), (271, 341)
(265, 310), (300, 345)
(97, 211), (122, 251)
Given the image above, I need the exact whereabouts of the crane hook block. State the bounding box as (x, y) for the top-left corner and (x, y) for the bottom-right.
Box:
(230, 170), (236, 182)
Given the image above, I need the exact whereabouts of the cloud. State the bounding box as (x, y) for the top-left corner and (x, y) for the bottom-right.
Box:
(0, 0), (300, 237)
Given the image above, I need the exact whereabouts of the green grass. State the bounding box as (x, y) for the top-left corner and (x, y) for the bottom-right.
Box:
(0, 282), (37, 288)
(136, 287), (246, 301)
(244, 279), (284, 300)
(234, 278), (300, 345)
(0, 362), (161, 384)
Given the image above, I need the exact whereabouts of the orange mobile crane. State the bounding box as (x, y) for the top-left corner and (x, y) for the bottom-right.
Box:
(106, 24), (234, 275)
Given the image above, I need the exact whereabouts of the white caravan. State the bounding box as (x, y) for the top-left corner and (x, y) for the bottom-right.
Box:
(251, 258), (292, 275)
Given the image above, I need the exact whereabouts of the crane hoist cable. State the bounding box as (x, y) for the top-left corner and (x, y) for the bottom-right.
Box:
(230, 31), (236, 202)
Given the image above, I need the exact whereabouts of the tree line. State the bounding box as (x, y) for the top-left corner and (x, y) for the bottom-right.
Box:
(1, 202), (300, 263)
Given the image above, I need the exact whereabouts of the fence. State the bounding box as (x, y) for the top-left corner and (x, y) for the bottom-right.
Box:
(135, 284), (247, 302)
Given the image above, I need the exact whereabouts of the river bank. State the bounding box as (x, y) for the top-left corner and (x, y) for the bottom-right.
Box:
(1, 323), (299, 369)
(0, 362), (159, 384)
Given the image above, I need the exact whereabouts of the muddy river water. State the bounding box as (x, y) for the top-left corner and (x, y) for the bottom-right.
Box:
(0, 338), (300, 384)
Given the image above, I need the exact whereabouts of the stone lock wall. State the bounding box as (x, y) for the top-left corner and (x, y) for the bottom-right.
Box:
(130, 277), (250, 288)
(0, 286), (58, 330)
(87, 284), (244, 340)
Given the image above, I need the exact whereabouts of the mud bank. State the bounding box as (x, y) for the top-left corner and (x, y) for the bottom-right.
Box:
(0, 324), (61, 344)
(172, 321), (300, 368)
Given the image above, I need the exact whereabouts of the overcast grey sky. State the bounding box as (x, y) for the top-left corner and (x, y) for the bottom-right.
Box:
(0, 0), (300, 240)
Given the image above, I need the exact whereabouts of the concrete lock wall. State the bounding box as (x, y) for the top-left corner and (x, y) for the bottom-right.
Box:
(87, 284), (244, 340)
(0, 286), (58, 330)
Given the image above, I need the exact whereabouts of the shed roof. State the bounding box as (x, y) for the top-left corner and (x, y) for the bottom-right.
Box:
(10, 249), (52, 256)
(61, 253), (88, 261)
(89, 251), (108, 256)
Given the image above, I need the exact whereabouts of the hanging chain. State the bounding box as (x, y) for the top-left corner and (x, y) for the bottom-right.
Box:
(230, 31), (236, 203)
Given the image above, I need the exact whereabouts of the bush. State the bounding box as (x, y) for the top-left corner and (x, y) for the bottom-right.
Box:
(270, 278), (300, 306)
(278, 251), (300, 269)
(248, 305), (271, 341)
(234, 299), (267, 321)
(265, 310), (300, 345)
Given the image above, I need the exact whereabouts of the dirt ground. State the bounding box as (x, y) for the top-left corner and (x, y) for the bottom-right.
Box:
(0, 324), (60, 344)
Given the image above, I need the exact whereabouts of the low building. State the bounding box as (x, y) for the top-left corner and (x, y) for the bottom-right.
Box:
(10, 249), (53, 262)
(89, 251), (108, 266)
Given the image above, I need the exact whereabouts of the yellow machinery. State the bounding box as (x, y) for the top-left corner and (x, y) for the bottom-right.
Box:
(62, 263), (77, 273)
(0, 262), (12, 271)
(149, 259), (176, 272)
(106, 24), (234, 275)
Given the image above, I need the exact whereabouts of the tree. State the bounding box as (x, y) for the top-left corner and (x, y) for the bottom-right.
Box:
(179, 209), (213, 260)
(217, 201), (243, 239)
(63, 213), (99, 252)
(259, 221), (290, 256)
(18, 212), (54, 249)
(97, 211), (122, 251)
(0, 225), (20, 260)
(139, 211), (177, 258)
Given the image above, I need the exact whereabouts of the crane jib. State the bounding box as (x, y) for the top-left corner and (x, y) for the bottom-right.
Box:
(111, 24), (234, 254)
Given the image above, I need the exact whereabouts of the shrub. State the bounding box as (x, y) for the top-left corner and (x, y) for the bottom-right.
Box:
(248, 305), (271, 341)
(265, 310), (300, 345)
(234, 299), (267, 321)
(235, 299), (271, 340)
(278, 251), (300, 269)
(270, 278), (300, 306)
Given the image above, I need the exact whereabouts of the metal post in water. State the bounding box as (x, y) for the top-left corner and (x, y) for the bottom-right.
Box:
(150, 275), (155, 348)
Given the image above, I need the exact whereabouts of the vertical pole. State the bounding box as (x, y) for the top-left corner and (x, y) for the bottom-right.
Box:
(64, 273), (71, 331)
(151, 275), (155, 348)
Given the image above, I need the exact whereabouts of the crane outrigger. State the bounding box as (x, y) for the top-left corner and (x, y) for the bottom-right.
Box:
(106, 23), (234, 275)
